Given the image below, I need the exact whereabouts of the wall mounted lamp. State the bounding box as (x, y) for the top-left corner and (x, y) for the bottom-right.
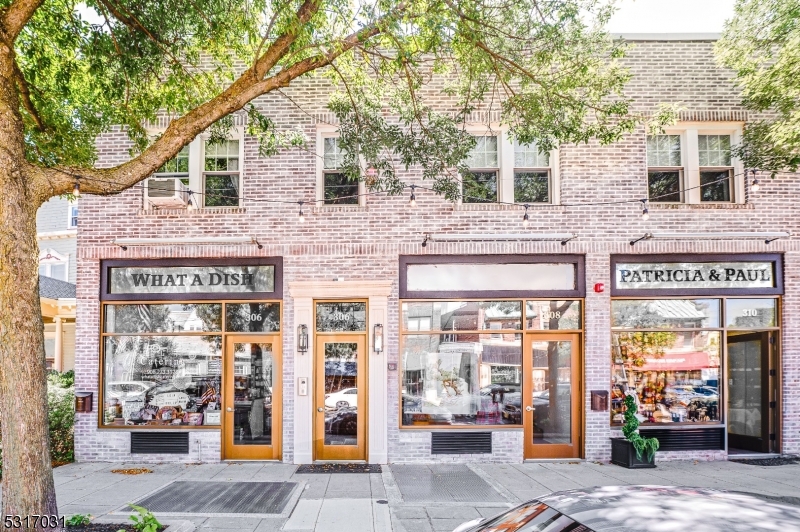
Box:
(297, 324), (309, 354)
(373, 324), (384, 354)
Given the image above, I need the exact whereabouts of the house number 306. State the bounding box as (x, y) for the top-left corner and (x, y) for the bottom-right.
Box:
(245, 313), (264, 322)
(742, 309), (758, 317)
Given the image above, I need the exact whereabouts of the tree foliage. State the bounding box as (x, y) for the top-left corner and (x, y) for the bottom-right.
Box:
(717, 0), (800, 174)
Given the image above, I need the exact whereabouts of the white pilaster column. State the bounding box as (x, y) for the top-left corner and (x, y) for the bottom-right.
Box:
(54, 316), (63, 372)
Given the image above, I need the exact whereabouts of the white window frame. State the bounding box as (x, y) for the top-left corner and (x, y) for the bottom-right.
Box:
(462, 124), (560, 205)
(142, 129), (244, 209)
(315, 125), (366, 207)
(510, 138), (560, 205)
(463, 132), (501, 204)
(655, 123), (744, 204)
(67, 201), (78, 229)
(39, 248), (69, 281)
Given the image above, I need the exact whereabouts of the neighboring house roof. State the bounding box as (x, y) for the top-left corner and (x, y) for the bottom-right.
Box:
(650, 299), (708, 320)
(39, 275), (76, 300)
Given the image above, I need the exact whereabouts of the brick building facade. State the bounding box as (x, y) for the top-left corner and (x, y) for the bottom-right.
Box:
(74, 35), (800, 464)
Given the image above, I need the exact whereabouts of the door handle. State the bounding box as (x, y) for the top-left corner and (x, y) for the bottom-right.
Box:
(525, 406), (533, 412)
(317, 407), (324, 412)
(226, 407), (233, 412)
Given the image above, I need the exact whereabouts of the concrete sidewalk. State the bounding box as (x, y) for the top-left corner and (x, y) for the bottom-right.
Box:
(44, 460), (800, 532)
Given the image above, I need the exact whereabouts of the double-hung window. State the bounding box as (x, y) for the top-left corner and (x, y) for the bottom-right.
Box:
(203, 140), (240, 207)
(698, 134), (733, 202)
(68, 202), (78, 228)
(155, 145), (190, 185)
(646, 135), (683, 202)
(322, 137), (358, 204)
(463, 136), (499, 203)
(513, 141), (551, 203)
(646, 125), (742, 204)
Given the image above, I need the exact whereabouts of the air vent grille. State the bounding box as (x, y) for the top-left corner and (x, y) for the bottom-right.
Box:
(131, 432), (189, 454)
(431, 432), (492, 454)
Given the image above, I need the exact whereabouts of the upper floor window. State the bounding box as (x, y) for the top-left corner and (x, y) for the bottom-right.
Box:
(39, 249), (68, 282)
(513, 141), (551, 203)
(322, 137), (358, 205)
(463, 136), (499, 203)
(698, 134), (733, 202)
(68, 202), (78, 228)
(646, 126), (742, 204)
(203, 139), (240, 207)
(646, 135), (682, 202)
(155, 145), (190, 183)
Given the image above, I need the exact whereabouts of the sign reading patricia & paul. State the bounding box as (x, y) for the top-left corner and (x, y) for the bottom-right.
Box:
(109, 265), (275, 294)
(615, 262), (775, 290)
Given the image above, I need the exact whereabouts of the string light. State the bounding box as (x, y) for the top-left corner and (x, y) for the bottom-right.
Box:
(72, 178), (80, 198)
(298, 200), (305, 222)
(186, 191), (195, 211)
(409, 184), (417, 207)
(641, 199), (649, 221)
(751, 170), (760, 193)
(522, 204), (530, 227)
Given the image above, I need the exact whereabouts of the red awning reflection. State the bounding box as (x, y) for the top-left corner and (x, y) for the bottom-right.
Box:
(638, 351), (711, 371)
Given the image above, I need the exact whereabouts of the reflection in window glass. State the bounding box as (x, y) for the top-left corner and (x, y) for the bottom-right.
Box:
(611, 299), (720, 329)
(402, 301), (522, 331)
(700, 170), (732, 202)
(463, 171), (498, 203)
(401, 334), (522, 426)
(526, 301), (581, 330)
(104, 304), (222, 333)
(103, 335), (221, 426)
(725, 299), (777, 328)
(472, 501), (585, 532)
(611, 331), (720, 424)
(316, 302), (367, 332)
(225, 303), (280, 332)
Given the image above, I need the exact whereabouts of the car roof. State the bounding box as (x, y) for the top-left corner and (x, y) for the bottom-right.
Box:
(537, 486), (800, 532)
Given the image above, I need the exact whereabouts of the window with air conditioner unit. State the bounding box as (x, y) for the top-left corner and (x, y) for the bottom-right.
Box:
(146, 145), (190, 208)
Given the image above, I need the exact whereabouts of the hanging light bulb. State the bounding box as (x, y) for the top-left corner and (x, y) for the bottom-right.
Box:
(186, 191), (195, 211)
(298, 201), (305, 223)
(751, 170), (761, 192)
(522, 204), (530, 227)
(641, 199), (649, 221)
(72, 179), (81, 198)
(409, 184), (417, 207)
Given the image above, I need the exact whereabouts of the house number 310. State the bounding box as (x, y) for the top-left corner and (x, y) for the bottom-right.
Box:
(742, 309), (758, 317)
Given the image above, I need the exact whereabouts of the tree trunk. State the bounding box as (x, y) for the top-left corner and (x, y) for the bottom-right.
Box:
(0, 40), (58, 528)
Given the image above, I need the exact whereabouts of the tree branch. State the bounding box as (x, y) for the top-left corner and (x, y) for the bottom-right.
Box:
(33, 9), (396, 197)
(13, 60), (43, 130)
(0, 0), (42, 43)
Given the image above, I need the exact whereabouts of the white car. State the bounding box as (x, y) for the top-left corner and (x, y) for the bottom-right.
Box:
(325, 388), (358, 409)
(106, 381), (156, 401)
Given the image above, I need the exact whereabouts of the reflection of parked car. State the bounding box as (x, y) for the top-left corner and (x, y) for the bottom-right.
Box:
(325, 388), (358, 409)
(107, 381), (156, 401)
(502, 393), (522, 424)
(480, 384), (520, 396)
(326, 408), (357, 435)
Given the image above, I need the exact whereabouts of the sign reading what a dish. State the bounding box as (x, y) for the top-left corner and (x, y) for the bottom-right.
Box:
(109, 265), (275, 295)
(615, 262), (775, 290)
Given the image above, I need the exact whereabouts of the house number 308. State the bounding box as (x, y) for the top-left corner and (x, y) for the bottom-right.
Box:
(542, 311), (562, 319)
(742, 309), (758, 317)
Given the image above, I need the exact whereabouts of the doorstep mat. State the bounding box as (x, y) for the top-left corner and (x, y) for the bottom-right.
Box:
(730, 456), (799, 466)
(295, 463), (382, 474)
(123, 481), (299, 516)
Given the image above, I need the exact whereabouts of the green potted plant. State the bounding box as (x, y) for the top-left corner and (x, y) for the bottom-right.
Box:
(611, 392), (659, 468)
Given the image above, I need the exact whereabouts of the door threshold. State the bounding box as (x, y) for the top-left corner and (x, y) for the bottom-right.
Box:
(222, 459), (284, 463)
(524, 458), (585, 463)
(727, 453), (782, 460)
(313, 460), (368, 464)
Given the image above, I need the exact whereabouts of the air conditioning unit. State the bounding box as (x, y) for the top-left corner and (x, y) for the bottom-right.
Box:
(146, 177), (189, 208)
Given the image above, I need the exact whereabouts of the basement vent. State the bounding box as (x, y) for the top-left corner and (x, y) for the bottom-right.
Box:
(640, 428), (724, 451)
(431, 432), (492, 455)
(131, 432), (189, 454)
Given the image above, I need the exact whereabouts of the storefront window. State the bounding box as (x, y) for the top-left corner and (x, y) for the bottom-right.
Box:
(611, 299), (719, 329)
(401, 333), (522, 426)
(611, 329), (721, 425)
(225, 302), (280, 332)
(402, 301), (522, 331)
(525, 300), (581, 330)
(725, 298), (777, 328)
(102, 335), (222, 426)
(104, 303), (222, 333)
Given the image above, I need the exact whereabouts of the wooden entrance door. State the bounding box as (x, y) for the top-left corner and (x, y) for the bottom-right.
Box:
(314, 334), (367, 461)
(523, 334), (581, 459)
(222, 335), (282, 460)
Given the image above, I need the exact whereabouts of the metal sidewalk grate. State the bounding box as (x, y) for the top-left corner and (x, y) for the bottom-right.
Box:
(129, 481), (298, 515)
(391, 464), (506, 503)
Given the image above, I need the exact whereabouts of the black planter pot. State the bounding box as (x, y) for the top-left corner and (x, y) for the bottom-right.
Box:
(610, 438), (656, 469)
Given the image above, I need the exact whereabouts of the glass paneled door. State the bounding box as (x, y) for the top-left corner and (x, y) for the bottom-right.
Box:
(727, 332), (773, 453)
(523, 334), (581, 459)
(314, 335), (367, 461)
(223, 335), (282, 460)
